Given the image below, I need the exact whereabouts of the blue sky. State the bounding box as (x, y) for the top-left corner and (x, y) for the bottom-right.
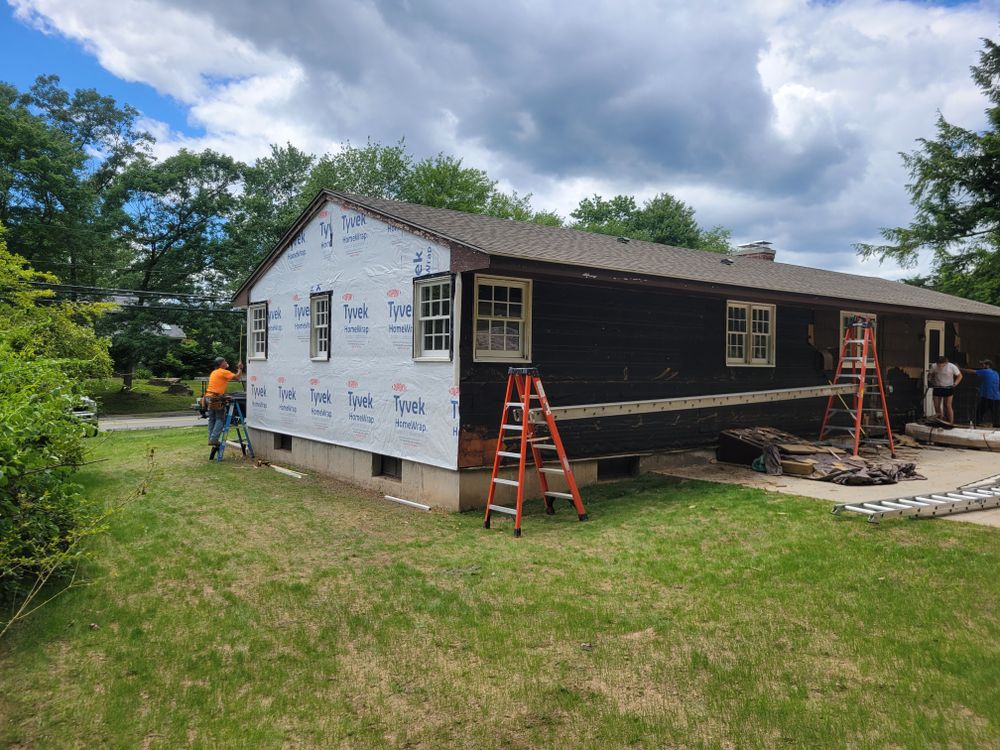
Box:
(2, 0), (998, 279)
(0, 10), (196, 135)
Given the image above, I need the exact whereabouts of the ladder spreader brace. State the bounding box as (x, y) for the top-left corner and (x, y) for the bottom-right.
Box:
(483, 368), (588, 537)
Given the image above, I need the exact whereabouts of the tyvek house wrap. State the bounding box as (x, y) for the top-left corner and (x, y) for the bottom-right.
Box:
(245, 199), (459, 470)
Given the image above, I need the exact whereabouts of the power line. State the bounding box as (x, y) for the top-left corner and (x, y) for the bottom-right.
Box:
(30, 282), (231, 303)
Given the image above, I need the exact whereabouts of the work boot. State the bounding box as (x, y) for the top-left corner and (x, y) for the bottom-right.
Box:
(209, 446), (219, 460)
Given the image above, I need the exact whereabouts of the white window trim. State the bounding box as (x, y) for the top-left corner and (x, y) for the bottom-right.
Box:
(839, 311), (877, 369)
(725, 300), (776, 367)
(473, 275), (532, 363)
(413, 275), (453, 362)
(248, 302), (268, 360)
(310, 292), (332, 361)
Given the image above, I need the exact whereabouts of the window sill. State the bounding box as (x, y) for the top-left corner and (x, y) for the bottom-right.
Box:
(725, 362), (776, 368)
(413, 355), (452, 363)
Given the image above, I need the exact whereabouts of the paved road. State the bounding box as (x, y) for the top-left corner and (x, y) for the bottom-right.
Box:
(100, 412), (205, 431)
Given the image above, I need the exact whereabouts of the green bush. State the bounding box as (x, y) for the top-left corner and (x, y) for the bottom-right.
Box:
(0, 348), (101, 607)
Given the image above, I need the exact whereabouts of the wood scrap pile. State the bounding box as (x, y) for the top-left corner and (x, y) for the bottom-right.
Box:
(717, 427), (925, 485)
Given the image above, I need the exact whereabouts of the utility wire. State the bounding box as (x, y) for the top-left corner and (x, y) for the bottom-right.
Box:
(29, 282), (231, 302)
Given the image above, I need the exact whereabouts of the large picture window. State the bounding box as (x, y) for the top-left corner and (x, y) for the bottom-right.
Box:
(249, 302), (268, 360)
(414, 276), (452, 360)
(310, 292), (332, 360)
(726, 301), (775, 366)
(474, 276), (531, 362)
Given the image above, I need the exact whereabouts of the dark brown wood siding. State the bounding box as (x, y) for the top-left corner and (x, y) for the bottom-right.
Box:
(456, 270), (1000, 467)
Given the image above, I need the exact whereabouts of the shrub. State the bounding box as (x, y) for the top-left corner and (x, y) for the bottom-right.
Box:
(0, 348), (102, 608)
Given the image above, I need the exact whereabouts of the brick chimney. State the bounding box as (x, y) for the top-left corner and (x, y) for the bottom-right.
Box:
(734, 241), (775, 261)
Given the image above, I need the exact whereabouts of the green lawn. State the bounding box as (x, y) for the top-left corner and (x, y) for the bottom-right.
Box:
(88, 378), (244, 415)
(2, 429), (998, 749)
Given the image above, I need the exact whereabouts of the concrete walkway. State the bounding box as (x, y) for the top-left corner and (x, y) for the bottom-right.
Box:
(661, 445), (1000, 528)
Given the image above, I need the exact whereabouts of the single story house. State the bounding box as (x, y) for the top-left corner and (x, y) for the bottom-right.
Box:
(231, 190), (1000, 510)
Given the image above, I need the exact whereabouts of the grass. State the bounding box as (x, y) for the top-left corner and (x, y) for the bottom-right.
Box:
(88, 377), (244, 416)
(2, 428), (999, 749)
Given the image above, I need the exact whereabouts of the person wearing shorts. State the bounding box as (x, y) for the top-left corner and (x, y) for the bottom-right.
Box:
(961, 359), (1000, 428)
(929, 355), (962, 423)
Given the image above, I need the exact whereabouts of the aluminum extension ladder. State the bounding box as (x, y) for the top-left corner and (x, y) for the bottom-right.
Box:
(832, 486), (1000, 523)
(483, 367), (588, 537)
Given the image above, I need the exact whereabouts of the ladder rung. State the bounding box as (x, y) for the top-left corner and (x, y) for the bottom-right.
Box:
(842, 504), (876, 514)
(501, 424), (523, 431)
(493, 478), (519, 486)
(829, 408), (888, 414)
(544, 491), (574, 499)
(533, 444), (557, 450)
(862, 502), (892, 511)
(539, 467), (565, 474)
(497, 451), (521, 459)
(506, 402), (525, 408)
(879, 501), (911, 509)
(487, 504), (517, 515)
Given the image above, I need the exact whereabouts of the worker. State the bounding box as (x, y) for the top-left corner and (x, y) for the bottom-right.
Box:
(961, 359), (1000, 428)
(205, 356), (243, 458)
(929, 355), (962, 424)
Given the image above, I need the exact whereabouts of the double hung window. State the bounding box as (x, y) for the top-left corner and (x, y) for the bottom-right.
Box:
(839, 311), (876, 368)
(474, 276), (532, 362)
(414, 276), (452, 360)
(310, 292), (332, 360)
(726, 301), (775, 366)
(248, 302), (268, 359)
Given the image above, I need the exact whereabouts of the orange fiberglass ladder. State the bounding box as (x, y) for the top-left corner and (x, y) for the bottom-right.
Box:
(483, 368), (588, 537)
(818, 316), (896, 457)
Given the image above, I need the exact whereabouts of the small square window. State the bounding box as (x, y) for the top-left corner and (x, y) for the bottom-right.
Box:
(473, 276), (532, 362)
(372, 453), (402, 480)
(274, 433), (292, 451)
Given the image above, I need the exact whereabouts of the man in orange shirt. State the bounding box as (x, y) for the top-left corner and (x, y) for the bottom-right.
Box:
(206, 356), (243, 454)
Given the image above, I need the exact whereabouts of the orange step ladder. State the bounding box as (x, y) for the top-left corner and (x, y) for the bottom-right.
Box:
(819, 316), (896, 457)
(483, 368), (588, 537)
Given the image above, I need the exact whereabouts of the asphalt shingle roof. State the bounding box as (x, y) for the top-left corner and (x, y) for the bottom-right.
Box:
(284, 192), (1000, 318)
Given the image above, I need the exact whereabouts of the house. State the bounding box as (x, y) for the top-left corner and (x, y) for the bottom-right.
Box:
(231, 191), (1000, 510)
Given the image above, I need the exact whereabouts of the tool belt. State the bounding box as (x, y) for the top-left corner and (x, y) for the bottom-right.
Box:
(202, 393), (230, 411)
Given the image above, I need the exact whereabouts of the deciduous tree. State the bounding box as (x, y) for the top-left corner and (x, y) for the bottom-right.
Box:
(570, 193), (731, 252)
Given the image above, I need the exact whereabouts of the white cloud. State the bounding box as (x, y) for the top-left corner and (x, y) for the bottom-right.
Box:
(7, 0), (1000, 278)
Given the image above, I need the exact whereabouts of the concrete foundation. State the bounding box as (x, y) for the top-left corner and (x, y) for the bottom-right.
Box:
(249, 427), (613, 511)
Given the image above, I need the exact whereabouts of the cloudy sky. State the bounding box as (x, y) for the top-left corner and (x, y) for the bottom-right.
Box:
(3, 0), (998, 277)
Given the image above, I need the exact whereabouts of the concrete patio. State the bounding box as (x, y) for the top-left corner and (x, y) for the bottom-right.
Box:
(659, 444), (1000, 528)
